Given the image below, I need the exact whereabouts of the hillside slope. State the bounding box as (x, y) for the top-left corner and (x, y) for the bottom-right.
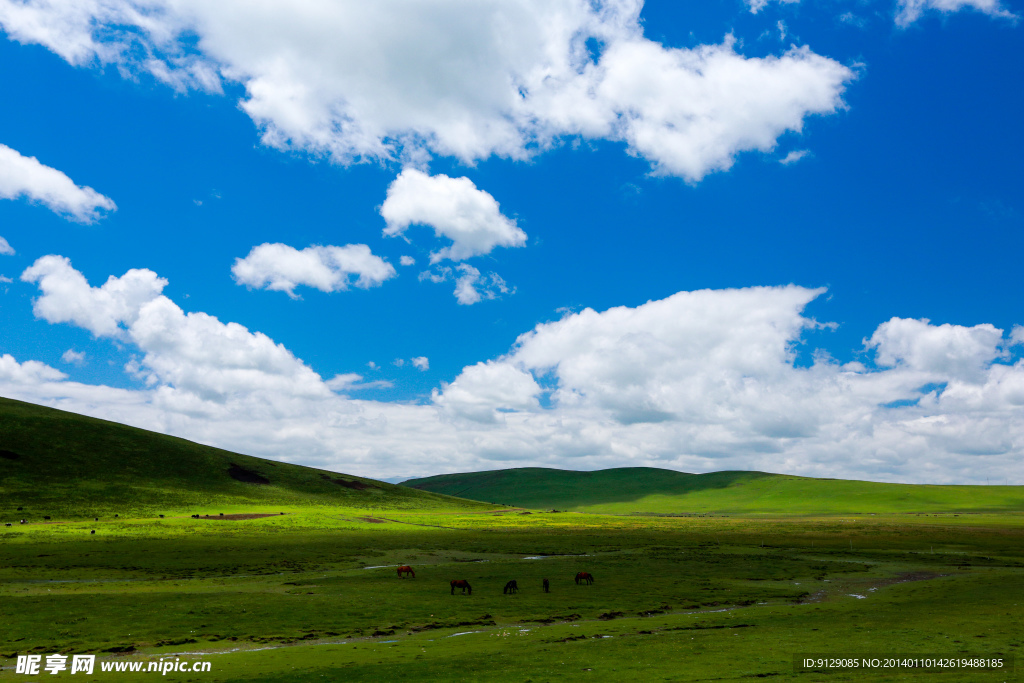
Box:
(0, 396), (486, 518)
(402, 467), (1024, 514)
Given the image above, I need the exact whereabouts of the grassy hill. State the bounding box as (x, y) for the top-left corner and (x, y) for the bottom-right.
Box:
(401, 466), (1024, 515)
(0, 396), (487, 519)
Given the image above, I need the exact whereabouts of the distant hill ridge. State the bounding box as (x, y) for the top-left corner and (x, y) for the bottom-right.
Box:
(401, 466), (1024, 514)
(0, 396), (484, 518)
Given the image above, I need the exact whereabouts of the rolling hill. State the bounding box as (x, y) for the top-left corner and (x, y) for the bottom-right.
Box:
(0, 396), (486, 519)
(401, 466), (1024, 515)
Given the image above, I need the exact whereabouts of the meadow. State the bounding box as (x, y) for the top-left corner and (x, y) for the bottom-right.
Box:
(1, 508), (1022, 682)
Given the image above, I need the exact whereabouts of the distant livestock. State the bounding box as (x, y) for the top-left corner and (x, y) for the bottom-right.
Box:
(397, 565), (415, 578)
(543, 578), (550, 593)
(503, 580), (518, 594)
(575, 572), (594, 585)
(450, 579), (472, 595)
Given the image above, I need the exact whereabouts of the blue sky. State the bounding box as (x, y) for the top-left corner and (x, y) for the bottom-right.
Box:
(0, 0), (1021, 483)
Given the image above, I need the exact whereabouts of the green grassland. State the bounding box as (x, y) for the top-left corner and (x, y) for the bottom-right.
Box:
(2, 398), (1022, 681)
(402, 466), (1024, 515)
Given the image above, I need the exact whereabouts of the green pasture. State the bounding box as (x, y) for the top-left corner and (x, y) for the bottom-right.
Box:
(1, 509), (1022, 682)
(403, 466), (1024, 515)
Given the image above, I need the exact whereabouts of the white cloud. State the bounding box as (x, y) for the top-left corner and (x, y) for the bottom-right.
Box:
(1011, 326), (1024, 347)
(866, 317), (1005, 382)
(453, 264), (510, 305)
(0, 236), (13, 255)
(399, 255), (416, 266)
(0, 353), (67, 384)
(896, 0), (1019, 25)
(417, 263), (511, 305)
(0, 143), (116, 222)
(7, 269), (1024, 484)
(23, 255), (328, 402)
(0, 1), (854, 182)
(393, 358), (405, 368)
(433, 361), (542, 423)
(326, 373), (392, 392)
(21, 255), (167, 337)
(586, 38), (852, 180)
(780, 149), (810, 165)
(0, 275), (12, 283)
(61, 349), (86, 365)
(381, 169), (527, 262)
(231, 243), (396, 298)
(411, 356), (429, 371)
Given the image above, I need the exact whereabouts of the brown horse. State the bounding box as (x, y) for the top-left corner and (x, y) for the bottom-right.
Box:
(397, 565), (415, 578)
(542, 578), (550, 593)
(503, 580), (518, 594)
(574, 571), (594, 585)
(450, 579), (472, 595)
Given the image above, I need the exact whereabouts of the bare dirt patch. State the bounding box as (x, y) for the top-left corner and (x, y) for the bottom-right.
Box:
(227, 463), (270, 484)
(358, 517), (387, 523)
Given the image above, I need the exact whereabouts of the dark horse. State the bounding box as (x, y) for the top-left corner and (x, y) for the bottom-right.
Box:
(397, 565), (415, 578)
(450, 579), (472, 595)
(574, 571), (594, 585)
(503, 580), (518, 594)
(542, 578), (550, 593)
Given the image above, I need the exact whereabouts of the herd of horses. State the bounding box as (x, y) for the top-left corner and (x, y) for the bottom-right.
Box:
(396, 566), (593, 594)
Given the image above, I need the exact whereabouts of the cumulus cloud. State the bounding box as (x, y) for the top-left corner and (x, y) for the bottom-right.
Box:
(411, 356), (429, 371)
(231, 243), (396, 298)
(22, 255), (328, 402)
(896, 0), (1019, 25)
(0, 1), (854, 181)
(381, 169), (527, 262)
(431, 286), (1024, 478)
(21, 255), (167, 337)
(0, 236), (13, 255)
(867, 317), (1005, 382)
(399, 255), (416, 266)
(0, 143), (116, 222)
(6, 268), (1024, 484)
(434, 361), (542, 423)
(0, 353), (67, 384)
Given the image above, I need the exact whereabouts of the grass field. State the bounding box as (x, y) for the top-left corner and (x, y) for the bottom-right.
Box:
(1, 509), (1022, 681)
(2, 399), (1022, 681)
(402, 467), (1024, 515)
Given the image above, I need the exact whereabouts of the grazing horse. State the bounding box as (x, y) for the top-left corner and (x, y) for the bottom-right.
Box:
(503, 580), (518, 594)
(574, 571), (594, 585)
(397, 565), (415, 578)
(450, 579), (472, 595)
(542, 578), (550, 593)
